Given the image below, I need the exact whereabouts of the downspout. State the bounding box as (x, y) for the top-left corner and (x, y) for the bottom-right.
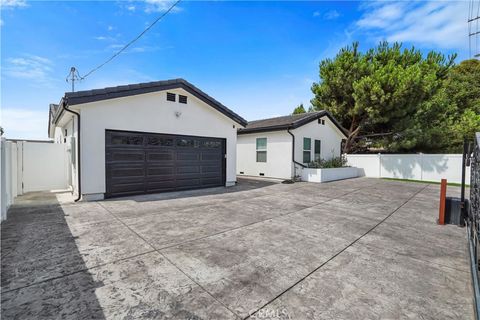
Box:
(62, 100), (81, 202)
(287, 128), (306, 180)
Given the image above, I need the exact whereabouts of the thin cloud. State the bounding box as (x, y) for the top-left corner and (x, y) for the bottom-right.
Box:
(355, 1), (468, 50)
(144, 0), (182, 14)
(324, 10), (340, 20)
(4, 55), (53, 80)
(94, 35), (118, 41)
(1, 0), (27, 8)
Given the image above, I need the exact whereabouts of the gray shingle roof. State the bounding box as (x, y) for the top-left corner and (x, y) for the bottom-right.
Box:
(238, 111), (348, 136)
(55, 79), (247, 126)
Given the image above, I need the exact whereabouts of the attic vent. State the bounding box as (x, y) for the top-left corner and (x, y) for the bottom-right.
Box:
(240, 171), (244, 174)
(318, 118), (325, 125)
(259, 173), (265, 176)
(167, 92), (176, 102)
(179, 95), (187, 104)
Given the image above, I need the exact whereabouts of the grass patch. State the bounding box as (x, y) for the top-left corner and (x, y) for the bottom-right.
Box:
(381, 177), (469, 187)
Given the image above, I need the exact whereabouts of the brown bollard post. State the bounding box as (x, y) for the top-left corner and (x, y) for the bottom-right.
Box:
(438, 179), (447, 225)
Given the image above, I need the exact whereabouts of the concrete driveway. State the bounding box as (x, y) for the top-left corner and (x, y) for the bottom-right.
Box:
(1, 177), (473, 319)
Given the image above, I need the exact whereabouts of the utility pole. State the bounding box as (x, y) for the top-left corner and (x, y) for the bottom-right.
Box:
(66, 67), (82, 92)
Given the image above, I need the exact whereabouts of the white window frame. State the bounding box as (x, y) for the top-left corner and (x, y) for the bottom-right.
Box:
(256, 137), (267, 163)
(303, 137), (311, 163)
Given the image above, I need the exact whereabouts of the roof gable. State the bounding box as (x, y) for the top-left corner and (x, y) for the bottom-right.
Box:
(56, 79), (247, 127)
(238, 111), (348, 137)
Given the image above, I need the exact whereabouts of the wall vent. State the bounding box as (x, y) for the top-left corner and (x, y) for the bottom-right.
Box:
(240, 171), (244, 174)
(179, 95), (187, 104)
(259, 173), (265, 176)
(167, 92), (176, 102)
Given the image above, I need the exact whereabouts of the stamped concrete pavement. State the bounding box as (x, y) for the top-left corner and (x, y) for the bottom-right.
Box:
(1, 178), (473, 319)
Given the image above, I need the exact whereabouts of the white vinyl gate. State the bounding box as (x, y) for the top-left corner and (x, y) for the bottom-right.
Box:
(1, 140), (68, 221)
(20, 142), (68, 193)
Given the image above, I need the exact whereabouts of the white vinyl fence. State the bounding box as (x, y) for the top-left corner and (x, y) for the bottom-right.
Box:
(0, 139), (68, 221)
(346, 153), (470, 184)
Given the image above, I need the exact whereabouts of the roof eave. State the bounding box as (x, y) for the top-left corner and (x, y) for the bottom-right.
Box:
(238, 111), (349, 138)
(63, 79), (248, 127)
(238, 124), (291, 135)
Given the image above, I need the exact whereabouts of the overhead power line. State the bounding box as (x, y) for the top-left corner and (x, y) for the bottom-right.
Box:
(79, 0), (181, 80)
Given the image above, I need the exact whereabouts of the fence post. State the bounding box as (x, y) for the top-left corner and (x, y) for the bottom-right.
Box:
(438, 178), (447, 225)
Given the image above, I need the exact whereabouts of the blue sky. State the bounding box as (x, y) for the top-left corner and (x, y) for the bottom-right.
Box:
(0, 0), (471, 139)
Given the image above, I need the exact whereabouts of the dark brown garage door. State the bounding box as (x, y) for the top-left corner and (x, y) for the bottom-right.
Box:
(105, 130), (226, 198)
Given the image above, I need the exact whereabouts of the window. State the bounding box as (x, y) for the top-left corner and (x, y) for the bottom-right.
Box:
(177, 139), (195, 147)
(111, 135), (144, 145)
(179, 95), (187, 104)
(166, 92), (176, 102)
(314, 140), (321, 161)
(303, 137), (311, 163)
(202, 140), (221, 148)
(147, 137), (173, 146)
(256, 138), (267, 162)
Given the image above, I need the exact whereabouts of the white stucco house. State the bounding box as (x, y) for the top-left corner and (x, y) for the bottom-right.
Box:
(236, 111), (348, 180)
(48, 79), (247, 200)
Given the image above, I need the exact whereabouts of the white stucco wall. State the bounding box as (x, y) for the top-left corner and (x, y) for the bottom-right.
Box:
(237, 131), (292, 179)
(69, 88), (241, 197)
(291, 116), (345, 166)
(236, 115), (346, 180)
(55, 114), (78, 194)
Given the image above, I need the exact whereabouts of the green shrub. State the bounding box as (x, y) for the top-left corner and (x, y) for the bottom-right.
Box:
(308, 154), (348, 169)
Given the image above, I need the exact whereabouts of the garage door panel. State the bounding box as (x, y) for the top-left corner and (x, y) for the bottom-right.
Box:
(201, 153), (222, 161)
(202, 165), (221, 173)
(176, 178), (201, 188)
(176, 152), (200, 161)
(106, 130), (225, 198)
(147, 166), (175, 176)
(201, 177), (223, 186)
(108, 166), (145, 179)
(176, 166), (201, 174)
(146, 180), (176, 192)
(107, 149), (145, 162)
(147, 151), (174, 162)
(109, 179), (146, 190)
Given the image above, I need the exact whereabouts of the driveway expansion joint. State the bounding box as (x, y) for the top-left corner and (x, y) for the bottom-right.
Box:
(245, 183), (430, 319)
